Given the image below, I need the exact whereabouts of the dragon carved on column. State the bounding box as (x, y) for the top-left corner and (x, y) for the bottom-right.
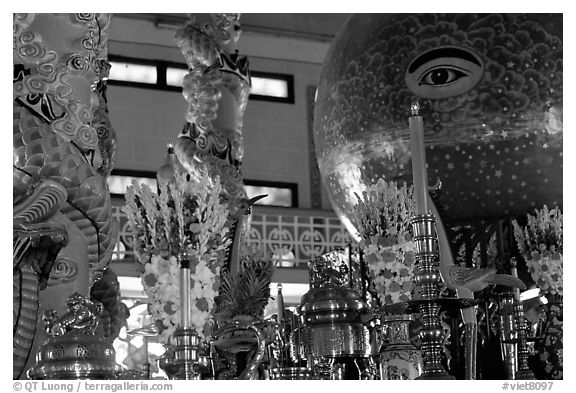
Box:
(173, 14), (262, 275)
(13, 13), (118, 379)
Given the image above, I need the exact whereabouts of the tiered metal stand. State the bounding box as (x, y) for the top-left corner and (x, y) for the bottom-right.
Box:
(408, 214), (477, 379)
(511, 258), (535, 380)
(165, 252), (202, 379)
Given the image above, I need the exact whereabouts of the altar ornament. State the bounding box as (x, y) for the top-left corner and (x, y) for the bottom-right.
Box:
(498, 292), (518, 380)
(123, 170), (232, 343)
(407, 102), (481, 380)
(267, 286), (315, 380)
(297, 250), (378, 380)
(209, 245), (273, 379)
(512, 205), (563, 297)
(431, 195), (526, 379)
(13, 13), (118, 378)
(314, 14), (562, 236)
(211, 317), (267, 380)
(353, 179), (416, 307)
(29, 293), (119, 379)
(226, 194), (267, 276)
(512, 205), (562, 379)
(408, 213), (453, 379)
(510, 258), (535, 380)
(377, 314), (423, 380)
(215, 245), (274, 321)
(90, 268), (130, 341)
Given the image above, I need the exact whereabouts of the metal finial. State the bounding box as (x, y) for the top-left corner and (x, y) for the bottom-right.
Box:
(167, 141), (174, 153)
(411, 99), (421, 116)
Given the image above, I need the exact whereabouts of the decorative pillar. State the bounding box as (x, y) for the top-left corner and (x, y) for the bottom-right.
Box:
(173, 14), (250, 203)
(13, 13), (118, 378)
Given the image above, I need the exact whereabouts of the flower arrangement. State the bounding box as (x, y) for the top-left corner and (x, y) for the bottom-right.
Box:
(123, 171), (232, 343)
(512, 205), (563, 296)
(353, 179), (416, 307)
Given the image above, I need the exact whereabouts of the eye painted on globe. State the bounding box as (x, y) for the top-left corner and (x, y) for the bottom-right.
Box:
(405, 46), (484, 99)
(418, 65), (468, 86)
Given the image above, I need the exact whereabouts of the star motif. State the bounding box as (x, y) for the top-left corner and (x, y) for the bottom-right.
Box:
(501, 130), (509, 138)
(489, 144), (495, 150)
(522, 158), (530, 165)
(464, 162), (471, 170)
(447, 162), (455, 170)
(506, 61), (515, 68)
(479, 160), (487, 168)
(507, 188), (514, 194)
(543, 143), (549, 149)
(495, 170), (503, 178)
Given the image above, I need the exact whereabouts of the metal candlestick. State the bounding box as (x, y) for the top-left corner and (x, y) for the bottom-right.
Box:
(180, 252), (191, 328)
(409, 214), (454, 379)
(514, 302), (535, 379)
(167, 251), (202, 379)
(510, 258), (535, 380)
(499, 292), (517, 380)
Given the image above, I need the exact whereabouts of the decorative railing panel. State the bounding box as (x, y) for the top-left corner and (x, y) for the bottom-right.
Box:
(111, 200), (354, 267)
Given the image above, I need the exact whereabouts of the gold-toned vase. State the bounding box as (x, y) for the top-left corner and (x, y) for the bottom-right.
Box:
(377, 314), (422, 380)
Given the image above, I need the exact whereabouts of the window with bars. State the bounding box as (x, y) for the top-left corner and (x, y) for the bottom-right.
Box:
(108, 55), (294, 103)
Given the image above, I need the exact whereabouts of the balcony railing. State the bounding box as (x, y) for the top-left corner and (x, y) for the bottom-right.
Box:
(111, 199), (355, 268)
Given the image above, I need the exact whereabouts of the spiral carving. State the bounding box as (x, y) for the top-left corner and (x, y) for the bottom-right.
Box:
(47, 258), (78, 284)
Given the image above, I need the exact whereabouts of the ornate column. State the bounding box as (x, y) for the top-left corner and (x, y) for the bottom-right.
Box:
(13, 13), (118, 378)
(173, 14), (257, 276)
(173, 14), (250, 204)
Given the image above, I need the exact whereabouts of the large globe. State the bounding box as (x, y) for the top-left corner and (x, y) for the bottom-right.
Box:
(314, 14), (562, 238)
